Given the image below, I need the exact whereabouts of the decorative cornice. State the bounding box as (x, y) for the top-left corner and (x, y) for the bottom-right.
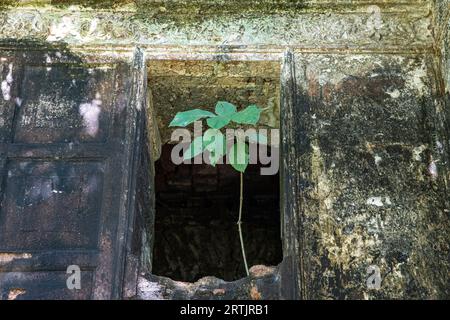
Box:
(0, 5), (433, 53)
(2, 1), (431, 11)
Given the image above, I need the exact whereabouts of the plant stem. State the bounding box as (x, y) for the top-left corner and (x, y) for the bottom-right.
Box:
(238, 172), (249, 276)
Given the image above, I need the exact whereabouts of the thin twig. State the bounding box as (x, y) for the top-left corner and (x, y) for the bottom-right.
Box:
(238, 172), (249, 276)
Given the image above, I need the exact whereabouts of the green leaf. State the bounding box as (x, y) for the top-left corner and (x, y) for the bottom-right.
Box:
(247, 132), (267, 145)
(206, 115), (230, 129)
(209, 148), (225, 166)
(203, 129), (223, 151)
(229, 141), (249, 173)
(183, 136), (204, 160)
(203, 129), (226, 166)
(231, 105), (261, 125)
(207, 101), (238, 129)
(169, 109), (215, 127)
(203, 129), (220, 147)
(215, 101), (237, 117)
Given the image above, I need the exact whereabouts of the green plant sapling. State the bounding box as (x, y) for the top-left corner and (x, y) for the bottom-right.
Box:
(169, 101), (266, 276)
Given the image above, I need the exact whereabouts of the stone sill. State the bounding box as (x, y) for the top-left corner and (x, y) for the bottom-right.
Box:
(137, 265), (280, 300)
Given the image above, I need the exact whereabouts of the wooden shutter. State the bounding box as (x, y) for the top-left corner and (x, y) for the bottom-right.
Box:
(0, 46), (146, 300)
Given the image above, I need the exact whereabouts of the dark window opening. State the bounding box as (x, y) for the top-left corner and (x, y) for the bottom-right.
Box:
(147, 59), (282, 282)
(152, 143), (282, 282)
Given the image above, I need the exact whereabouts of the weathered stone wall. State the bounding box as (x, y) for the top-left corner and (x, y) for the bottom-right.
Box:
(289, 53), (449, 299)
(138, 265), (281, 300)
(0, 0), (448, 300)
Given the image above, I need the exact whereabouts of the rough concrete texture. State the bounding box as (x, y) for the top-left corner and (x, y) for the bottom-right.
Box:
(289, 53), (450, 299)
(137, 265), (281, 300)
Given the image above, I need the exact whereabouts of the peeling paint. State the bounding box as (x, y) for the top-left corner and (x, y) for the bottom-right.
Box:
(367, 197), (384, 207)
(412, 145), (427, 161)
(385, 196), (392, 205)
(137, 276), (164, 300)
(79, 93), (102, 137)
(386, 89), (400, 98)
(45, 54), (52, 71)
(213, 288), (225, 296)
(0, 253), (32, 264)
(406, 62), (428, 96)
(1, 63), (13, 101)
(374, 154), (382, 166)
(428, 160), (438, 179)
(250, 285), (261, 300)
(8, 288), (26, 300)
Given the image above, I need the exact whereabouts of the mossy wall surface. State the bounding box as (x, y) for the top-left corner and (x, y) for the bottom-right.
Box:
(0, 0), (448, 299)
(289, 53), (449, 299)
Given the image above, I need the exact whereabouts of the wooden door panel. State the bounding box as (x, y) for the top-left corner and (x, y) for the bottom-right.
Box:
(13, 64), (115, 144)
(0, 47), (146, 300)
(0, 160), (104, 251)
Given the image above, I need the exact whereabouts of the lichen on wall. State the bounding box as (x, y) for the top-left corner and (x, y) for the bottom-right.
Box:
(0, 1), (433, 51)
(292, 53), (450, 299)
